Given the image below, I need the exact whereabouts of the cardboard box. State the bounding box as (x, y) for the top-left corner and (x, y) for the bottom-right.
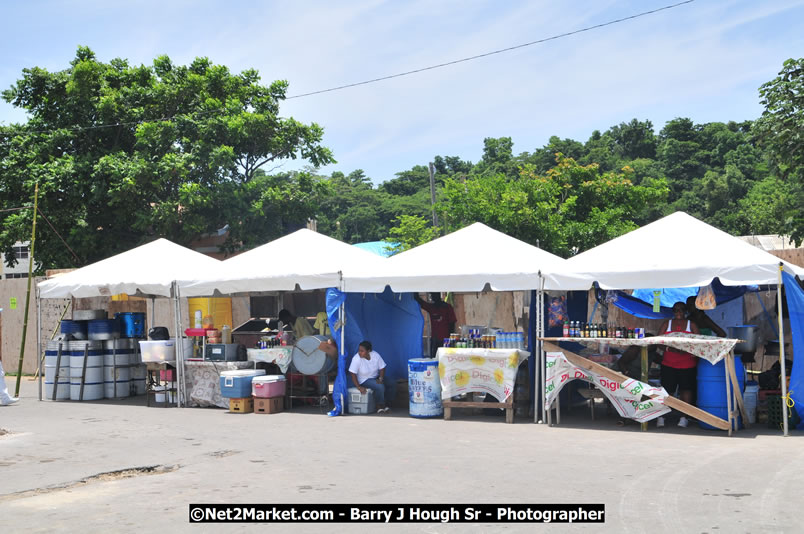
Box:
(254, 396), (284, 414)
(229, 397), (254, 413)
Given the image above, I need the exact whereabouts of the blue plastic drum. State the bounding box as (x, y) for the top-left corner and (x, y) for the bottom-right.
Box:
(408, 358), (443, 418)
(115, 312), (146, 339)
(697, 356), (745, 430)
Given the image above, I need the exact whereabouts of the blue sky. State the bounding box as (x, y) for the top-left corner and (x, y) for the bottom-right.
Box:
(1, 0), (803, 184)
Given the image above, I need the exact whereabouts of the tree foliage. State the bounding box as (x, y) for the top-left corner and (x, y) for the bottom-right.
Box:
(0, 47), (334, 268)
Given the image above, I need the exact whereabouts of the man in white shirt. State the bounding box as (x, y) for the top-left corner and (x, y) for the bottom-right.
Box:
(348, 340), (395, 413)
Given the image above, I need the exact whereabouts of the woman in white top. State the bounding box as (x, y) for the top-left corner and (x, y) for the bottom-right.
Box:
(348, 340), (396, 413)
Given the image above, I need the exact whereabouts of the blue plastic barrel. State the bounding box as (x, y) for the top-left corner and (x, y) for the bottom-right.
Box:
(697, 356), (745, 430)
(115, 312), (146, 338)
(408, 358), (443, 418)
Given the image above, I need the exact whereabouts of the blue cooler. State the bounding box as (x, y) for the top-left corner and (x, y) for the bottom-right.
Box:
(220, 369), (266, 398)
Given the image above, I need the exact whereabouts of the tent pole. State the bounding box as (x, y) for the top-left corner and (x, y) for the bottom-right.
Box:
(777, 264), (789, 436)
(538, 277), (546, 424)
(339, 273), (345, 414)
(36, 287), (42, 401)
(172, 282), (185, 408)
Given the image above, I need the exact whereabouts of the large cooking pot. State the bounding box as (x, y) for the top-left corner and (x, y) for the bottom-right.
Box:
(728, 325), (758, 353)
(291, 335), (335, 375)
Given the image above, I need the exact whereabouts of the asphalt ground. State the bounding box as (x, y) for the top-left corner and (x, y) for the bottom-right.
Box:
(1, 375), (802, 534)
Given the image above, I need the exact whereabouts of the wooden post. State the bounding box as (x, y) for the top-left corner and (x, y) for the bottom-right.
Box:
(725, 352), (733, 436)
(15, 182), (39, 396)
(428, 162), (438, 229)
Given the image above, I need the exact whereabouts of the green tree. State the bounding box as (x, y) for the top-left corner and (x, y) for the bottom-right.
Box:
(437, 154), (668, 256)
(386, 214), (439, 254)
(754, 58), (804, 243)
(0, 47), (334, 268)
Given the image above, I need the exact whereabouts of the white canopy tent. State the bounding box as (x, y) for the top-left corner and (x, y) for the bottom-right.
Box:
(343, 222), (575, 293)
(38, 238), (222, 298)
(175, 229), (390, 414)
(342, 222), (578, 424)
(36, 238), (223, 406)
(548, 211), (804, 290)
(177, 228), (388, 297)
(546, 211), (804, 434)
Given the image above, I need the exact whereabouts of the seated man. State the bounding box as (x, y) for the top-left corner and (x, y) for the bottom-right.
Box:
(348, 340), (396, 413)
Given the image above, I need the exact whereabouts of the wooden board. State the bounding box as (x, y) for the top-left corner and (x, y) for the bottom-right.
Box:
(543, 342), (730, 431)
(443, 398), (514, 424)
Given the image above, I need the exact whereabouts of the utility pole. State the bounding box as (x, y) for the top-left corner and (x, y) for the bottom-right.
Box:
(428, 162), (438, 228)
(15, 182), (39, 396)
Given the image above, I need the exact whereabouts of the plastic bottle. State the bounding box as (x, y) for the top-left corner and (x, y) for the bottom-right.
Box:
(194, 310), (203, 329)
(221, 325), (232, 344)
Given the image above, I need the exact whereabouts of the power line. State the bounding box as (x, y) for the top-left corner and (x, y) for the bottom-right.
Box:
(286, 0), (695, 99)
(37, 207), (83, 265)
(0, 0), (695, 138)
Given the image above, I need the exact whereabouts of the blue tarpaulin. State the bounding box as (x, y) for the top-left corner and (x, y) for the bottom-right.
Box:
(326, 287), (424, 416)
(624, 279), (757, 319)
(782, 272), (804, 429)
(352, 241), (396, 258)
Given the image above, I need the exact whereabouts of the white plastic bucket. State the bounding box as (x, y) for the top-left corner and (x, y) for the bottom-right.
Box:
(744, 381), (759, 424)
(408, 358), (443, 418)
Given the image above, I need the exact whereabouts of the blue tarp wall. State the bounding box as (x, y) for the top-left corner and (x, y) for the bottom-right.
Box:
(624, 279), (755, 319)
(326, 287), (424, 415)
(782, 272), (804, 429)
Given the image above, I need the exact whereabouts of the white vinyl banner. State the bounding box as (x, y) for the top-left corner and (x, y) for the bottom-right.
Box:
(545, 352), (670, 422)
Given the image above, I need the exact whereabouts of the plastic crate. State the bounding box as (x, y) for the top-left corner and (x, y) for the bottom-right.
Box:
(229, 397), (254, 413)
(767, 395), (800, 429)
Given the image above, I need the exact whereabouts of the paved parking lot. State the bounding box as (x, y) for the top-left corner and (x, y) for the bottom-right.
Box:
(2, 376), (802, 533)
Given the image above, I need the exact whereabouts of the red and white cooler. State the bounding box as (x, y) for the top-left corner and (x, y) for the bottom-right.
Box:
(252, 375), (287, 398)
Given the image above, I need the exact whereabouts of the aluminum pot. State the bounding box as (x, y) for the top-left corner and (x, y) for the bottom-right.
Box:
(728, 325), (758, 353)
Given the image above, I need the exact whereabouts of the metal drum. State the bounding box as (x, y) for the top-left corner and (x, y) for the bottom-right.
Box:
(130, 364), (147, 395)
(104, 339), (134, 398)
(291, 335), (335, 375)
(73, 309), (107, 321)
(60, 320), (88, 340)
(88, 319), (119, 340)
(44, 341), (70, 400)
(115, 312), (146, 339)
(69, 341), (105, 399)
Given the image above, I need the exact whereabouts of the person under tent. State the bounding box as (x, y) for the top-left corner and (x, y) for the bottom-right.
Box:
(414, 293), (457, 359)
(348, 340), (395, 413)
(656, 301), (700, 428)
(686, 296), (726, 337)
(278, 308), (315, 339)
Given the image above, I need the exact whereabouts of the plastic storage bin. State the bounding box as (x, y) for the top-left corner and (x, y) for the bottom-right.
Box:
(252, 375), (287, 398)
(220, 369), (266, 398)
(139, 339), (193, 362)
(347, 387), (376, 415)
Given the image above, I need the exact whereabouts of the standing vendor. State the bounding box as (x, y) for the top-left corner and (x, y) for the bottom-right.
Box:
(278, 309), (315, 339)
(414, 293), (457, 358)
(656, 302), (700, 428)
(349, 341), (395, 413)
